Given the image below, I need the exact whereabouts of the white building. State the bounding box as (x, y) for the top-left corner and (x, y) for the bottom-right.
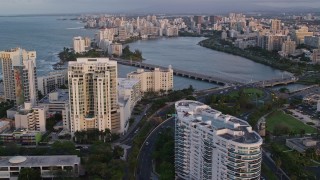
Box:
(14, 102), (46, 132)
(117, 78), (141, 134)
(0, 155), (80, 179)
(127, 66), (173, 93)
(38, 71), (66, 95)
(175, 100), (262, 180)
(39, 89), (70, 131)
(73, 36), (86, 53)
(280, 38), (296, 57)
(68, 58), (120, 134)
(118, 78), (141, 111)
(0, 48), (38, 105)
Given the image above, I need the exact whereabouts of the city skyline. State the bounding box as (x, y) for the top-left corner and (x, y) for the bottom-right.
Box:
(0, 0), (319, 15)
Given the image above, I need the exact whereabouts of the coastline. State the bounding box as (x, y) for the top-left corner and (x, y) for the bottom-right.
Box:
(198, 38), (296, 74)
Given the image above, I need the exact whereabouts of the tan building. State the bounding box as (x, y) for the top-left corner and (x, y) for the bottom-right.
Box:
(281, 38), (296, 56)
(311, 49), (320, 64)
(271, 19), (281, 32)
(0, 48), (37, 105)
(127, 66), (173, 93)
(293, 26), (313, 44)
(68, 58), (120, 134)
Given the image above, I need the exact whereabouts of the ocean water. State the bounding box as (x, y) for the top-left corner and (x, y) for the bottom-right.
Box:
(0, 16), (288, 90)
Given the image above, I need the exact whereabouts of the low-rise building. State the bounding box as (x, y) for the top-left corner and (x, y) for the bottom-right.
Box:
(127, 66), (173, 93)
(286, 137), (320, 153)
(13, 103), (46, 132)
(0, 120), (11, 134)
(38, 89), (70, 131)
(0, 129), (42, 145)
(0, 155), (80, 179)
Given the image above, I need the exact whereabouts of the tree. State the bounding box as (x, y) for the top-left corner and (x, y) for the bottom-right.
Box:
(18, 168), (41, 180)
(113, 146), (124, 159)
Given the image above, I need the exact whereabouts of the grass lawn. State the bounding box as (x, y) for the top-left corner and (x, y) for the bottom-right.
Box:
(229, 88), (264, 100)
(266, 110), (316, 134)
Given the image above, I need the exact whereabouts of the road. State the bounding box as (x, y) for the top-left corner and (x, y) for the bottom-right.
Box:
(136, 117), (175, 180)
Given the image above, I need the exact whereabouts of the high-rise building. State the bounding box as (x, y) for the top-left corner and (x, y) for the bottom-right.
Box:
(127, 66), (173, 93)
(271, 19), (281, 32)
(0, 48), (37, 105)
(293, 26), (313, 44)
(193, 16), (203, 25)
(311, 49), (320, 64)
(281, 37), (296, 56)
(68, 58), (119, 134)
(175, 100), (263, 180)
(73, 36), (86, 53)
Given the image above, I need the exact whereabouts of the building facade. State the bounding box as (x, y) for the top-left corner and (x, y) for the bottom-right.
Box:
(38, 71), (66, 95)
(0, 155), (80, 179)
(14, 102), (46, 132)
(175, 100), (263, 180)
(281, 38), (296, 56)
(127, 66), (173, 93)
(68, 58), (119, 134)
(73, 36), (86, 53)
(312, 49), (320, 64)
(0, 48), (37, 105)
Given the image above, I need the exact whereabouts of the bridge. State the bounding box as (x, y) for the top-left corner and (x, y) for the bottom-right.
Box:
(113, 58), (298, 87)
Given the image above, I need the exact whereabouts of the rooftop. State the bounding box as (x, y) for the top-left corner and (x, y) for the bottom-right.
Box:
(118, 78), (140, 89)
(0, 155), (80, 167)
(39, 89), (69, 104)
(175, 100), (262, 144)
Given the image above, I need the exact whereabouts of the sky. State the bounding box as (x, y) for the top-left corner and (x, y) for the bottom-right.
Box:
(0, 0), (319, 15)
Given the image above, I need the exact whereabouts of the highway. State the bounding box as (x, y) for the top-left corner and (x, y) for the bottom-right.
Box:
(136, 117), (175, 180)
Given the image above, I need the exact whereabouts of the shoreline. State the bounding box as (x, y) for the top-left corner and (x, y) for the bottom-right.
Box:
(198, 39), (295, 74)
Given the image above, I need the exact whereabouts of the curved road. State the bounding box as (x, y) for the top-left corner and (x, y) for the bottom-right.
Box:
(136, 117), (175, 180)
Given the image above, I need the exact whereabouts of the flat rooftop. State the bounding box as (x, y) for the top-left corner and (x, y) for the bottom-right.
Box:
(39, 89), (69, 104)
(0, 155), (80, 167)
(118, 78), (140, 89)
(175, 100), (262, 144)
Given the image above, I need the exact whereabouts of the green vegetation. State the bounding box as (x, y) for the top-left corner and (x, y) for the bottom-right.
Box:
(270, 142), (317, 179)
(266, 110), (316, 135)
(73, 128), (118, 144)
(199, 31), (320, 75)
(261, 163), (278, 180)
(208, 88), (265, 118)
(121, 45), (143, 61)
(18, 168), (41, 180)
(0, 101), (14, 118)
(58, 48), (107, 62)
(153, 128), (174, 180)
(46, 113), (62, 131)
(279, 87), (290, 93)
(85, 142), (125, 179)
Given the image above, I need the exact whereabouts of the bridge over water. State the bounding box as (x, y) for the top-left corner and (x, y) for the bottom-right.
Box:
(114, 59), (297, 87)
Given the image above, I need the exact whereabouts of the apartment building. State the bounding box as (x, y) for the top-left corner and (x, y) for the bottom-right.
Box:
(38, 71), (66, 95)
(175, 100), (262, 180)
(68, 58), (119, 134)
(127, 66), (173, 93)
(0, 48), (37, 105)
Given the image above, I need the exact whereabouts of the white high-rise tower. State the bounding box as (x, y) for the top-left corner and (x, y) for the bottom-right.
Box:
(68, 58), (119, 134)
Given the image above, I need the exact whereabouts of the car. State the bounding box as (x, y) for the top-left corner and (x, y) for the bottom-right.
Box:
(146, 142), (149, 146)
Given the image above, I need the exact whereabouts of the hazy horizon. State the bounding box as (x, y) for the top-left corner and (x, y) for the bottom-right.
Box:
(0, 0), (319, 15)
